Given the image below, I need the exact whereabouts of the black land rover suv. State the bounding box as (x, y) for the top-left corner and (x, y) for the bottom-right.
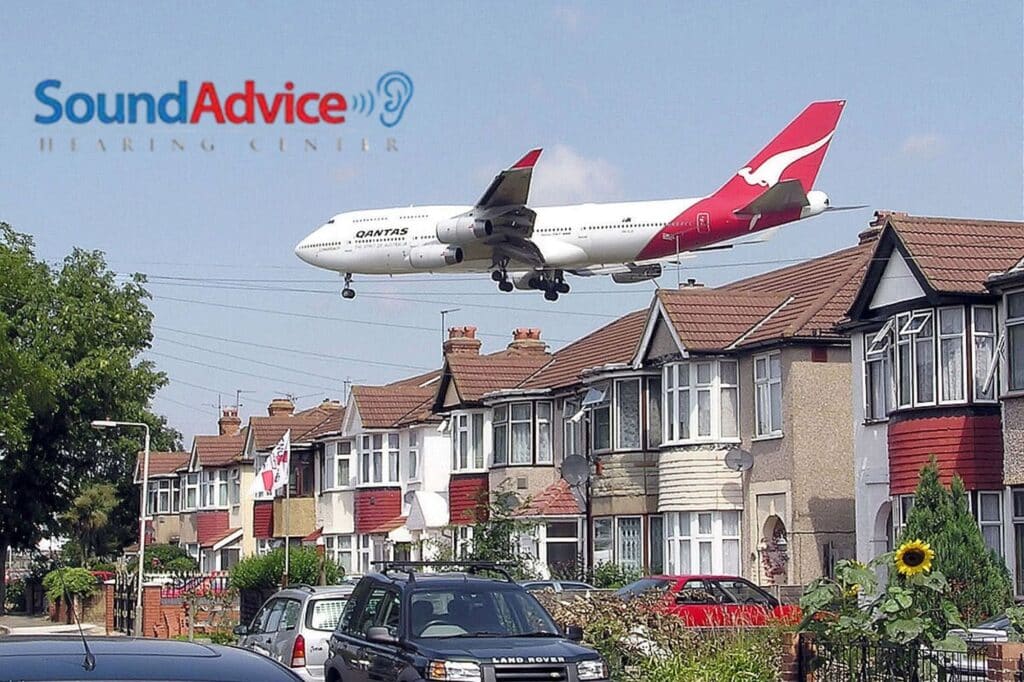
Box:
(324, 561), (609, 682)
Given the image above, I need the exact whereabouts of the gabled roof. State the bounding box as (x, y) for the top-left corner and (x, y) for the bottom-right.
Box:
(443, 349), (552, 404)
(521, 310), (648, 390)
(517, 479), (583, 517)
(134, 451), (189, 481)
(847, 212), (1024, 321)
(656, 289), (791, 351)
(193, 430), (247, 468)
(303, 406), (346, 441)
(722, 240), (874, 345)
(350, 373), (441, 430)
(249, 402), (342, 450)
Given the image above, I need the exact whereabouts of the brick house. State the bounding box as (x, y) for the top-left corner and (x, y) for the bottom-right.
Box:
(845, 212), (1024, 586)
(134, 451), (189, 546)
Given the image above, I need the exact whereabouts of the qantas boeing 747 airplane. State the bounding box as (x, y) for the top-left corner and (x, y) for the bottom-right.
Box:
(295, 100), (860, 300)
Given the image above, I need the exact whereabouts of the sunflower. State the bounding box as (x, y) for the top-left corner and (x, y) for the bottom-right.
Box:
(895, 540), (935, 577)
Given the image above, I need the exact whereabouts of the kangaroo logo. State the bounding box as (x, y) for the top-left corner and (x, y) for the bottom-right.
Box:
(737, 130), (834, 187)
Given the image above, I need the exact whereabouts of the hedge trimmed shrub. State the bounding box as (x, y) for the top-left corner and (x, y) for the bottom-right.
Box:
(230, 546), (343, 590)
(42, 568), (99, 604)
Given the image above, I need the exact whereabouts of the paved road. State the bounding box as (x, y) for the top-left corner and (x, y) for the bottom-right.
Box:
(0, 613), (105, 636)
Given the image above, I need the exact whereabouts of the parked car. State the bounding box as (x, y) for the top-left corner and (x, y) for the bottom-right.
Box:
(615, 575), (801, 626)
(520, 579), (597, 593)
(324, 561), (611, 682)
(234, 584), (354, 681)
(0, 636), (304, 681)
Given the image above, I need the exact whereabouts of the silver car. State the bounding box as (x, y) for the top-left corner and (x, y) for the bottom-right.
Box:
(234, 585), (354, 682)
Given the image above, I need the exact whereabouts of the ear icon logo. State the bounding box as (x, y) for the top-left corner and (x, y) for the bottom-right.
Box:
(376, 71), (413, 128)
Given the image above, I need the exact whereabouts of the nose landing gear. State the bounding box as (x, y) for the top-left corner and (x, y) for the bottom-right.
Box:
(341, 273), (355, 299)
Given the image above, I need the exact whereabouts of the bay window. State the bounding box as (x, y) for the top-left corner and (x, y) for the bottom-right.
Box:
(453, 412), (485, 471)
(323, 440), (353, 491)
(183, 472), (199, 510)
(616, 379), (641, 450)
(864, 330), (893, 420)
(754, 353), (782, 436)
(324, 534), (354, 573)
(663, 360), (739, 443)
(593, 518), (613, 565)
(584, 384), (611, 451)
(360, 433), (400, 485)
(563, 399), (583, 457)
(914, 313), (936, 403)
(1009, 292), (1024, 392)
(200, 469), (229, 509)
(616, 517), (643, 572)
(229, 468), (240, 506)
(647, 376), (663, 448)
(665, 511), (740, 574)
(149, 478), (178, 515)
(491, 401), (554, 466)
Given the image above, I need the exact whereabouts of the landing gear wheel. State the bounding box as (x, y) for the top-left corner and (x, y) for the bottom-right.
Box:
(498, 281), (514, 293)
(544, 289), (559, 302)
(491, 270), (503, 282)
(556, 281), (570, 294)
(341, 288), (355, 299)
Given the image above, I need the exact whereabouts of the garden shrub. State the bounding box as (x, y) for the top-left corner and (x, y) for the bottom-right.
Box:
(136, 544), (198, 572)
(42, 567), (99, 604)
(591, 561), (641, 589)
(230, 546), (342, 590)
(4, 579), (26, 612)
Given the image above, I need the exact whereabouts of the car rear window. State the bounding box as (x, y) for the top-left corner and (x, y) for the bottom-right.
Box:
(615, 578), (671, 598)
(307, 597), (349, 631)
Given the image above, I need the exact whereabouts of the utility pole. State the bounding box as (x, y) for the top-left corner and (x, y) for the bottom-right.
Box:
(662, 233), (682, 288)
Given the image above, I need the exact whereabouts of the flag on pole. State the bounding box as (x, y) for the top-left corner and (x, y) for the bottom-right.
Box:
(251, 430), (291, 495)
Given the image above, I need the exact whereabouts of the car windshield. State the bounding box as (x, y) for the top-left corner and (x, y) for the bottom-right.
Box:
(410, 586), (560, 639)
(615, 578), (672, 598)
(307, 596), (350, 631)
(973, 615), (1010, 630)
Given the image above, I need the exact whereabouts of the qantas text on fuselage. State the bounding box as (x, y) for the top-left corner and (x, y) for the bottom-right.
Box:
(295, 100), (856, 301)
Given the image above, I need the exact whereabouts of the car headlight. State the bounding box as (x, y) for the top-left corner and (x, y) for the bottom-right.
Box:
(577, 659), (608, 680)
(426, 660), (482, 682)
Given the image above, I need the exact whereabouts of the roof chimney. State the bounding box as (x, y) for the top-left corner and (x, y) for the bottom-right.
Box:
(218, 407), (241, 436)
(680, 278), (704, 288)
(267, 397), (295, 417)
(870, 210), (908, 228)
(444, 326), (482, 355)
(508, 328), (547, 354)
(858, 226), (882, 244)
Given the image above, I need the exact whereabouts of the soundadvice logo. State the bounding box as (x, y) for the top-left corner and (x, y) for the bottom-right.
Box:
(35, 71), (413, 154)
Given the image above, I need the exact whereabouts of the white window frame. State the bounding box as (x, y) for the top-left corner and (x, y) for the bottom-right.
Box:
(563, 399), (583, 458)
(754, 352), (783, 437)
(183, 472), (199, 511)
(491, 402), (552, 466)
(360, 433), (400, 485)
(453, 411), (486, 472)
(229, 467), (240, 507)
(937, 306), (967, 405)
(864, 331), (893, 422)
(616, 516), (644, 573)
(977, 491), (1004, 557)
(407, 430), (420, 482)
(972, 305), (999, 402)
(586, 384), (612, 452)
(536, 402), (553, 464)
(894, 310), (938, 408)
(664, 511), (741, 575)
(615, 378), (642, 451)
(1007, 292), (1024, 393)
(893, 494), (915, 544)
(324, 534), (354, 574)
(200, 469), (229, 510)
(663, 360), (740, 445)
(357, 535), (373, 574)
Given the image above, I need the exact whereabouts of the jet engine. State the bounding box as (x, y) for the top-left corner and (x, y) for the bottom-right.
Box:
(408, 244), (464, 269)
(801, 190), (830, 219)
(436, 216), (493, 244)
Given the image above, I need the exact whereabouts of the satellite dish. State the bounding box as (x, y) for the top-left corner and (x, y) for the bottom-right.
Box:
(403, 490), (417, 504)
(724, 448), (753, 472)
(561, 455), (590, 487)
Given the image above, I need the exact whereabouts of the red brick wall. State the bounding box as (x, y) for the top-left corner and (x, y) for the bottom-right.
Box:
(253, 500), (274, 539)
(196, 510), (230, 546)
(889, 413), (1004, 495)
(449, 473), (489, 525)
(354, 488), (401, 534)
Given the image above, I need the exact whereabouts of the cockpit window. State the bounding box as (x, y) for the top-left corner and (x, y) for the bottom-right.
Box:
(327, 218), (335, 224)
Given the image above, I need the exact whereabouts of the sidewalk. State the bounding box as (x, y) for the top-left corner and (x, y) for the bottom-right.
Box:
(0, 613), (105, 636)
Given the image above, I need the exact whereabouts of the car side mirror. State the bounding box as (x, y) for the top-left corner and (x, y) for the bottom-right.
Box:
(232, 624), (251, 636)
(565, 625), (584, 642)
(366, 626), (399, 645)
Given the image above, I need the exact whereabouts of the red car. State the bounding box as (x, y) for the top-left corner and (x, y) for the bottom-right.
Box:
(615, 575), (801, 627)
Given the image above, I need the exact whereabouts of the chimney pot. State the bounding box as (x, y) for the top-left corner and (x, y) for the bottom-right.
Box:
(218, 407), (241, 436)
(267, 397), (295, 417)
(508, 328), (546, 353)
(444, 326), (481, 355)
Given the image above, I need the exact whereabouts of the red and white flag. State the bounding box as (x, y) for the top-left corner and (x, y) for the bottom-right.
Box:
(251, 430), (291, 495)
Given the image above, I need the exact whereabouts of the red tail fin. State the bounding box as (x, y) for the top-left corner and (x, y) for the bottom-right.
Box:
(713, 100), (845, 202)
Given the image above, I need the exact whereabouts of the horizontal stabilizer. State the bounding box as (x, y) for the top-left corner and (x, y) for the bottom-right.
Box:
(734, 179), (808, 216)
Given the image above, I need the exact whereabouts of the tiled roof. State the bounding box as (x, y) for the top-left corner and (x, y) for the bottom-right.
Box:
(656, 289), (790, 351)
(194, 430), (247, 468)
(249, 402), (342, 450)
(518, 479), (582, 517)
(446, 349), (552, 402)
(722, 241), (874, 345)
(303, 407), (346, 440)
(364, 516), (408, 535)
(351, 382), (439, 429)
(521, 310), (648, 390)
(201, 526), (241, 549)
(883, 214), (1024, 294)
(135, 451), (189, 480)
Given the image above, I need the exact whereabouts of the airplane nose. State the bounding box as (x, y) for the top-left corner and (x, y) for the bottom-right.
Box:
(294, 236), (314, 264)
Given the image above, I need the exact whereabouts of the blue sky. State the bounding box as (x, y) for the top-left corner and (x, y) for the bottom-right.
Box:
(2, 2), (1021, 442)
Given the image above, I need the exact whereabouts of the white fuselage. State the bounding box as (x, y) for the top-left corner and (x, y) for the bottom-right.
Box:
(295, 198), (699, 275)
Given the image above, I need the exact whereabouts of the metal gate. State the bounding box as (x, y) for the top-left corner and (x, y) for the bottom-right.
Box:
(799, 634), (989, 681)
(113, 572), (137, 635)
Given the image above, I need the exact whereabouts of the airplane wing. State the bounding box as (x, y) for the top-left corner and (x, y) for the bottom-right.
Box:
(568, 261), (664, 284)
(476, 149), (542, 209)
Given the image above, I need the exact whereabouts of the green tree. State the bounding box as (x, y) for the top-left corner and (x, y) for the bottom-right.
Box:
(460, 487), (536, 580)
(0, 223), (170, 613)
(60, 483), (117, 565)
(896, 460), (1013, 624)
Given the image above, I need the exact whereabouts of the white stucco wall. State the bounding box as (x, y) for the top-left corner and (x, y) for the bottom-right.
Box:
(851, 331), (892, 564)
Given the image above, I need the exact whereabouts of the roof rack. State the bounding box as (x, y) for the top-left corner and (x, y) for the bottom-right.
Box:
(371, 560), (515, 583)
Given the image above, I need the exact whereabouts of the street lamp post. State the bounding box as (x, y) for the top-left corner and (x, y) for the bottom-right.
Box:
(661, 233), (682, 288)
(92, 419), (150, 637)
